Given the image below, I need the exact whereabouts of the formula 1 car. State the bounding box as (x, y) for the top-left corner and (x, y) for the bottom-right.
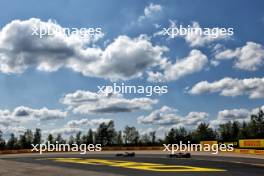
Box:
(115, 152), (135, 157)
(167, 152), (191, 158)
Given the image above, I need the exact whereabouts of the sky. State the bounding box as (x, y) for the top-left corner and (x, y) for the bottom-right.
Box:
(0, 0), (264, 138)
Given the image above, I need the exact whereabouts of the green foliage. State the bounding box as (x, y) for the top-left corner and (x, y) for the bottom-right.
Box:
(116, 131), (123, 146)
(33, 128), (42, 145)
(96, 120), (116, 146)
(123, 126), (139, 145)
(7, 133), (18, 149)
(192, 123), (217, 142)
(0, 130), (6, 149)
(0, 109), (263, 150)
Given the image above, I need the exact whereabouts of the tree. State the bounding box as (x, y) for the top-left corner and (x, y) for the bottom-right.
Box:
(231, 121), (240, 140)
(7, 133), (18, 149)
(33, 128), (42, 145)
(116, 131), (123, 146)
(250, 108), (264, 138)
(105, 121), (116, 145)
(164, 127), (190, 144)
(68, 135), (75, 145)
(19, 134), (27, 149)
(140, 134), (151, 144)
(55, 134), (65, 144)
(194, 123), (216, 142)
(175, 127), (189, 143)
(96, 121), (116, 146)
(165, 128), (176, 144)
(150, 131), (156, 144)
(82, 129), (94, 144)
(0, 130), (6, 150)
(47, 134), (54, 144)
(239, 121), (249, 139)
(123, 126), (139, 145)
(87, 129), (94, 144)
(22, 129), (33, 149)
(75, 132), (82, 145)
(219, 122), (232, 141)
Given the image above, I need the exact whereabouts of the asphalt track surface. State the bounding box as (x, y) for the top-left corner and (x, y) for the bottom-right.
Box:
(1, 153), (264, 176)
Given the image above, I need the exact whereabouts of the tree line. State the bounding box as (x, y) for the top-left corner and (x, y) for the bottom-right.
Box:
(0, 109), (263, 150)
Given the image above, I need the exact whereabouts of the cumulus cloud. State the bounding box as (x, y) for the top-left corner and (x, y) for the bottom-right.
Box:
(48, 127), (81, 136)
(0, 106), (67, 123)
(147, 49), (208, 82)
(137, 106), (208, 127)
(189, 77), (264, 99)
(214, 42), (264, 71)
(0, 110), (19, 127)
(12, 106), (67, 121)
(0, 125), (26, 137)
(139, 126), (168, 139)
(252, 105), (264, 114)
(60, 90), (158, 114)
(211, 106), (264, 127)
(216, 109), (249, 124)
(46, 118), (112, 136)
(183, 21), (231, 47)
(0, 18), (101, 74)
(67, 118), (112, 128)
(138, 106), (180, 125)
(0, 18), (168, 81)
(0, 106), (67, 135)
(138, 3), (163, 22)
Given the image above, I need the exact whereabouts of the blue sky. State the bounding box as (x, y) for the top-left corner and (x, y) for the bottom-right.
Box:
(0, 0), (264, 137)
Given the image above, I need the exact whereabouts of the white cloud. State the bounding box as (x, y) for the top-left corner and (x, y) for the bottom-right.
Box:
(252, 105), (264, 115)
(139, 126), (167, 139)
(0, 109), (19, 127)
(12, 106), (67, 121)
(67, 118), (112, 128)
(47, 127), (81, 136)
(0, 18), (168, 81)
(210, 106), (264, 127)
(219, 109), (250, 120)
(0, 125), (26, 137)
(0, 106), (67, 124)
(138, 3), (163, 22)
(138, 106), (180, 125)
(137, 106), (208, 127)
(147, 49), (208, 82)
(0, 107), (67, 135)
(183, 112), (209, 126)
(214, 42), (264, 71)
(46, 118), (113, 136)
(189, 77), (264, 99)
(184, 21), (231, 47)
(60, 90), (158, 114)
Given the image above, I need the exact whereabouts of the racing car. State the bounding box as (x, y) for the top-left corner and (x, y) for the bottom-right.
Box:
(115, 152), (135, 157)
(167, 152), (191, 158)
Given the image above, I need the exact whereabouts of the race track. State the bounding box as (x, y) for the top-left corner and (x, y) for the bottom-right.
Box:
(1, 153), (264, 176)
